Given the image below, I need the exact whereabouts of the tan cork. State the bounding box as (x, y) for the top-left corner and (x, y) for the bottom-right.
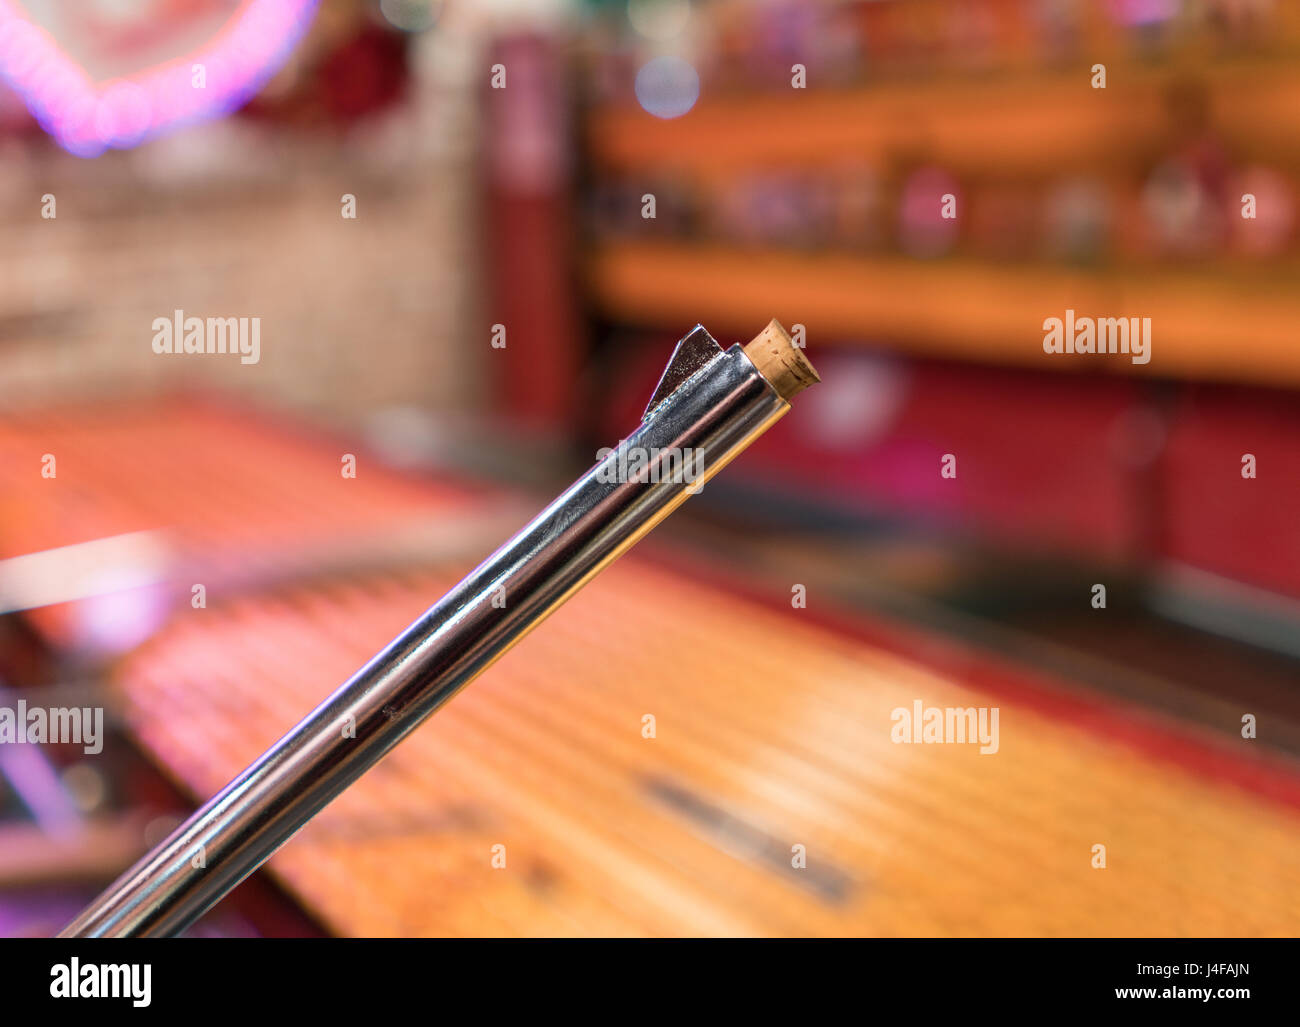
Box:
(743, 319), (820, 402)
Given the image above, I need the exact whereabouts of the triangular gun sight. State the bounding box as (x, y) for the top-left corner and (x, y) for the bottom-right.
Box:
(642, 325), (723, 421)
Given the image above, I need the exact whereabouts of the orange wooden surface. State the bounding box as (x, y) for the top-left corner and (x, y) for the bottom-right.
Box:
(115, 561), (1300, 936)
(586, 241), (1300, 387)
(0, 398), (473, 562)
(587, 63), (1300, 179)
(4, 401), (1297, 935)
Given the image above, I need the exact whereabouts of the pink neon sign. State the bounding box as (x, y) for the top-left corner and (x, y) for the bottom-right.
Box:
(0, 0), (319, 157)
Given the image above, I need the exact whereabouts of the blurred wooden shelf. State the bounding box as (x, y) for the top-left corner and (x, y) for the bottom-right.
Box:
(586, 62), (1300, 179)
(586, 240), (1300, 387)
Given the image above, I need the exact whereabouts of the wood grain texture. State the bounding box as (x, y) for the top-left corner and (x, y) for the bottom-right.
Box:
(115, 559), (1300, 936)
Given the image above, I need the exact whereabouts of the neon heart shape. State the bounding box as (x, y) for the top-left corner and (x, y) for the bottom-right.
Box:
(0, 0), (319, 157)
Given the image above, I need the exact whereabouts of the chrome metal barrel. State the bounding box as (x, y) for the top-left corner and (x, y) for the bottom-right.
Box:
(61, 329), (793, 937)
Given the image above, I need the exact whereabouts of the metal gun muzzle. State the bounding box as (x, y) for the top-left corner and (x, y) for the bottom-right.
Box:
(60, 319), (818, 937)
